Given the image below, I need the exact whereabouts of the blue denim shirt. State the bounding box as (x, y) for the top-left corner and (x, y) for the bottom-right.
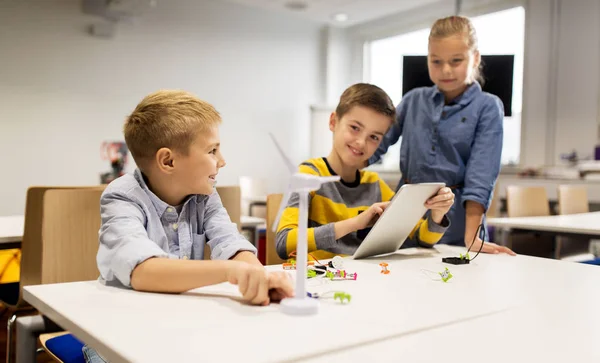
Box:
(97, 169), (256, 287)
(370, 83), (503, 245)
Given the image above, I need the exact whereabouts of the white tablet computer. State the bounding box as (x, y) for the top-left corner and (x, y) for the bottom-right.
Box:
(352, 182), (445, 259)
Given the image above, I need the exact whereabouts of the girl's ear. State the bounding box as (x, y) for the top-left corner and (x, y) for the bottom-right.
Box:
(473, 50), (481, 68)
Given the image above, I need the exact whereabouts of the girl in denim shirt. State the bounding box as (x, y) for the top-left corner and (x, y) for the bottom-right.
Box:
(370, 16), (515, 256)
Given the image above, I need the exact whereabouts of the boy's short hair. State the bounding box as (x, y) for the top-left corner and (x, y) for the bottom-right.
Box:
(335, 83), (396, 121)
(124, 90), (221, 170)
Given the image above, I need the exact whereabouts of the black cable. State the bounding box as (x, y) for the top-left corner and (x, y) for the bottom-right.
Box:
(442, 220), (487, 265)
(467, 222), (486, 262)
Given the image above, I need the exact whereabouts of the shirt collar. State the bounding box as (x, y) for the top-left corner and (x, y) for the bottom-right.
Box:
(134, 169), (205, 217)
(430, 82), (482, 106)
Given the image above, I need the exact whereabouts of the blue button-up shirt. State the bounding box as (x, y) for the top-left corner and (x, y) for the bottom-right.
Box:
(97, 169), (257, 287)
(370, 83), (503, 245)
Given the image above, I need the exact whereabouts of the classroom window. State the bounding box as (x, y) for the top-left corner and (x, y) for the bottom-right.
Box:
(366, 6), (525, 169)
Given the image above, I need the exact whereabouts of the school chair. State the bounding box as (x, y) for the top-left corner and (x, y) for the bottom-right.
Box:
(504, 186), (554, 258)
(555, 185), (591, 259)
(266, 194), (286, 265)
(557, 185), (589, 215)
(506, 186), (550, 217)
(38, 331), (85, 363)
(3, 186), (105, 363)
(203, 186), (242, 260)
(485, 185), (500, 242)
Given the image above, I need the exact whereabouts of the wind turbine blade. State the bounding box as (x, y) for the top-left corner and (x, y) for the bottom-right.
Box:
(318, 176), (341, 183)
(272, 191), (291, 233)
(268, 132), (296, 174)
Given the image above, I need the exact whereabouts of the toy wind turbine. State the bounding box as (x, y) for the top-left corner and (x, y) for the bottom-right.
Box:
(269, 133), (339, 315)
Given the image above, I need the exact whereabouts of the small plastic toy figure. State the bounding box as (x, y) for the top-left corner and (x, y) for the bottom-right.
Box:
(333, 292), (351, 304)
(282, 258), (315, 270)
(439, 267), (453, 282)
(306, 291), (352, 304)
(325, 270), (357, 280)
(379, 262), (390, 274)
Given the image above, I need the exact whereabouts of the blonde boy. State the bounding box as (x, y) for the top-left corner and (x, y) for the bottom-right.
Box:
(97, 90), (293, 305)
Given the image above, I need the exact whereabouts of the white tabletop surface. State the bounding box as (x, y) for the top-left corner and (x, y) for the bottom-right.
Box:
(24, 245), (600, 362)
(0, 215), (24, 244)
(487, 211), (600, 235)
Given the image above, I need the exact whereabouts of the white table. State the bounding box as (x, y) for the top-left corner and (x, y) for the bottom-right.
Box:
(22, 245), (600, 362)
(0, 215), (24, 246)
(240, 216), (266, 228)
(488, 211), (600, 236)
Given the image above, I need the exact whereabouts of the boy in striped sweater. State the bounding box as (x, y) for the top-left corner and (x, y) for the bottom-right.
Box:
(275, 84), (455, 260)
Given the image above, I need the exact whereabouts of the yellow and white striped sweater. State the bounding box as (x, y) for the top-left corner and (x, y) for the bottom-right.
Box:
(275, 158), (448, 260)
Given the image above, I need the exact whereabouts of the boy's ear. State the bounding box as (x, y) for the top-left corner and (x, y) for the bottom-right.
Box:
(156, 147), (175, 174)
(329, 112), (338, 132)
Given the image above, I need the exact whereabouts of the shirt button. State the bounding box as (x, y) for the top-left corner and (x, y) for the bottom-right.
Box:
(432, 146), (435, 151)
(167, 208), (174, 213)
(172, 223), (178, 230)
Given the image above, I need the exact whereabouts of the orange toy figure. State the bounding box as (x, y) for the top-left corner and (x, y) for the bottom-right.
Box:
(379, 262), (390, 274)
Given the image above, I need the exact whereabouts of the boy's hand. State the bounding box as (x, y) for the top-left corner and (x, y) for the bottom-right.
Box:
(266, 271), (294, 302)
(352, 202), (390, 230)
(226, 262), (270, 305)
(425, 187), (454, 224)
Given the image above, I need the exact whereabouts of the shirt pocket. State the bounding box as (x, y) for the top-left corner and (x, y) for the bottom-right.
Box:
(447, 116), (478, 158)
(191, 233), (207, 260)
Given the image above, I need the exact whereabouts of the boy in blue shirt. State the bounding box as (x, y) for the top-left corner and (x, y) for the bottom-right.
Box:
(96, 90), (293, 304)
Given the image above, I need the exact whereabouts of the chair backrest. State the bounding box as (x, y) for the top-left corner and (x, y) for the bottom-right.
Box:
(486, 185), (500, 218)
(506, 186), (550, 217)
(16, 186), (105, 307)
(215, 186), (241, 229)
(266, 194), (286, 265)
(203, 186), (242, 260)
(40, 188), (104, 284)
(557, 185), (589, 214)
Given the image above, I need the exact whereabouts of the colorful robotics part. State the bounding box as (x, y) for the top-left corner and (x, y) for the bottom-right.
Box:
(325, 269), (357, 281)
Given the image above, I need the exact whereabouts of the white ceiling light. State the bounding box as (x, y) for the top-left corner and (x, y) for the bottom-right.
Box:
(332, 13), (348, 22)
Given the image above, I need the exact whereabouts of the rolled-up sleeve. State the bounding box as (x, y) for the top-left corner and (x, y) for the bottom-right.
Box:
(204, 191), (257, 260)
(462, 97), (504, 211)
(97, 192), (169, 287)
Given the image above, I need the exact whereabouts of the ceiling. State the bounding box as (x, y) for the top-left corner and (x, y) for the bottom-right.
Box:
(217, 0), (442, 27)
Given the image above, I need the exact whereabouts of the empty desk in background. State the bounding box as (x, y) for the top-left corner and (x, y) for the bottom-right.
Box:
(488, 211), (600, 239)
(0, 215), (24, 249)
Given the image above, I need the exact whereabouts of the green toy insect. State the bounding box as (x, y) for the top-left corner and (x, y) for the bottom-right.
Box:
(333, 292), (351, 304)
(439, 267), (453, 283)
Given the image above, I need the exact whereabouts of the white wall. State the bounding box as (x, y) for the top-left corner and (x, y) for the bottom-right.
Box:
(522, 0), (600, 166)
(0, 0), (323, 215)
(552, 0), (600, 164)
(344, 0), (600, 169)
